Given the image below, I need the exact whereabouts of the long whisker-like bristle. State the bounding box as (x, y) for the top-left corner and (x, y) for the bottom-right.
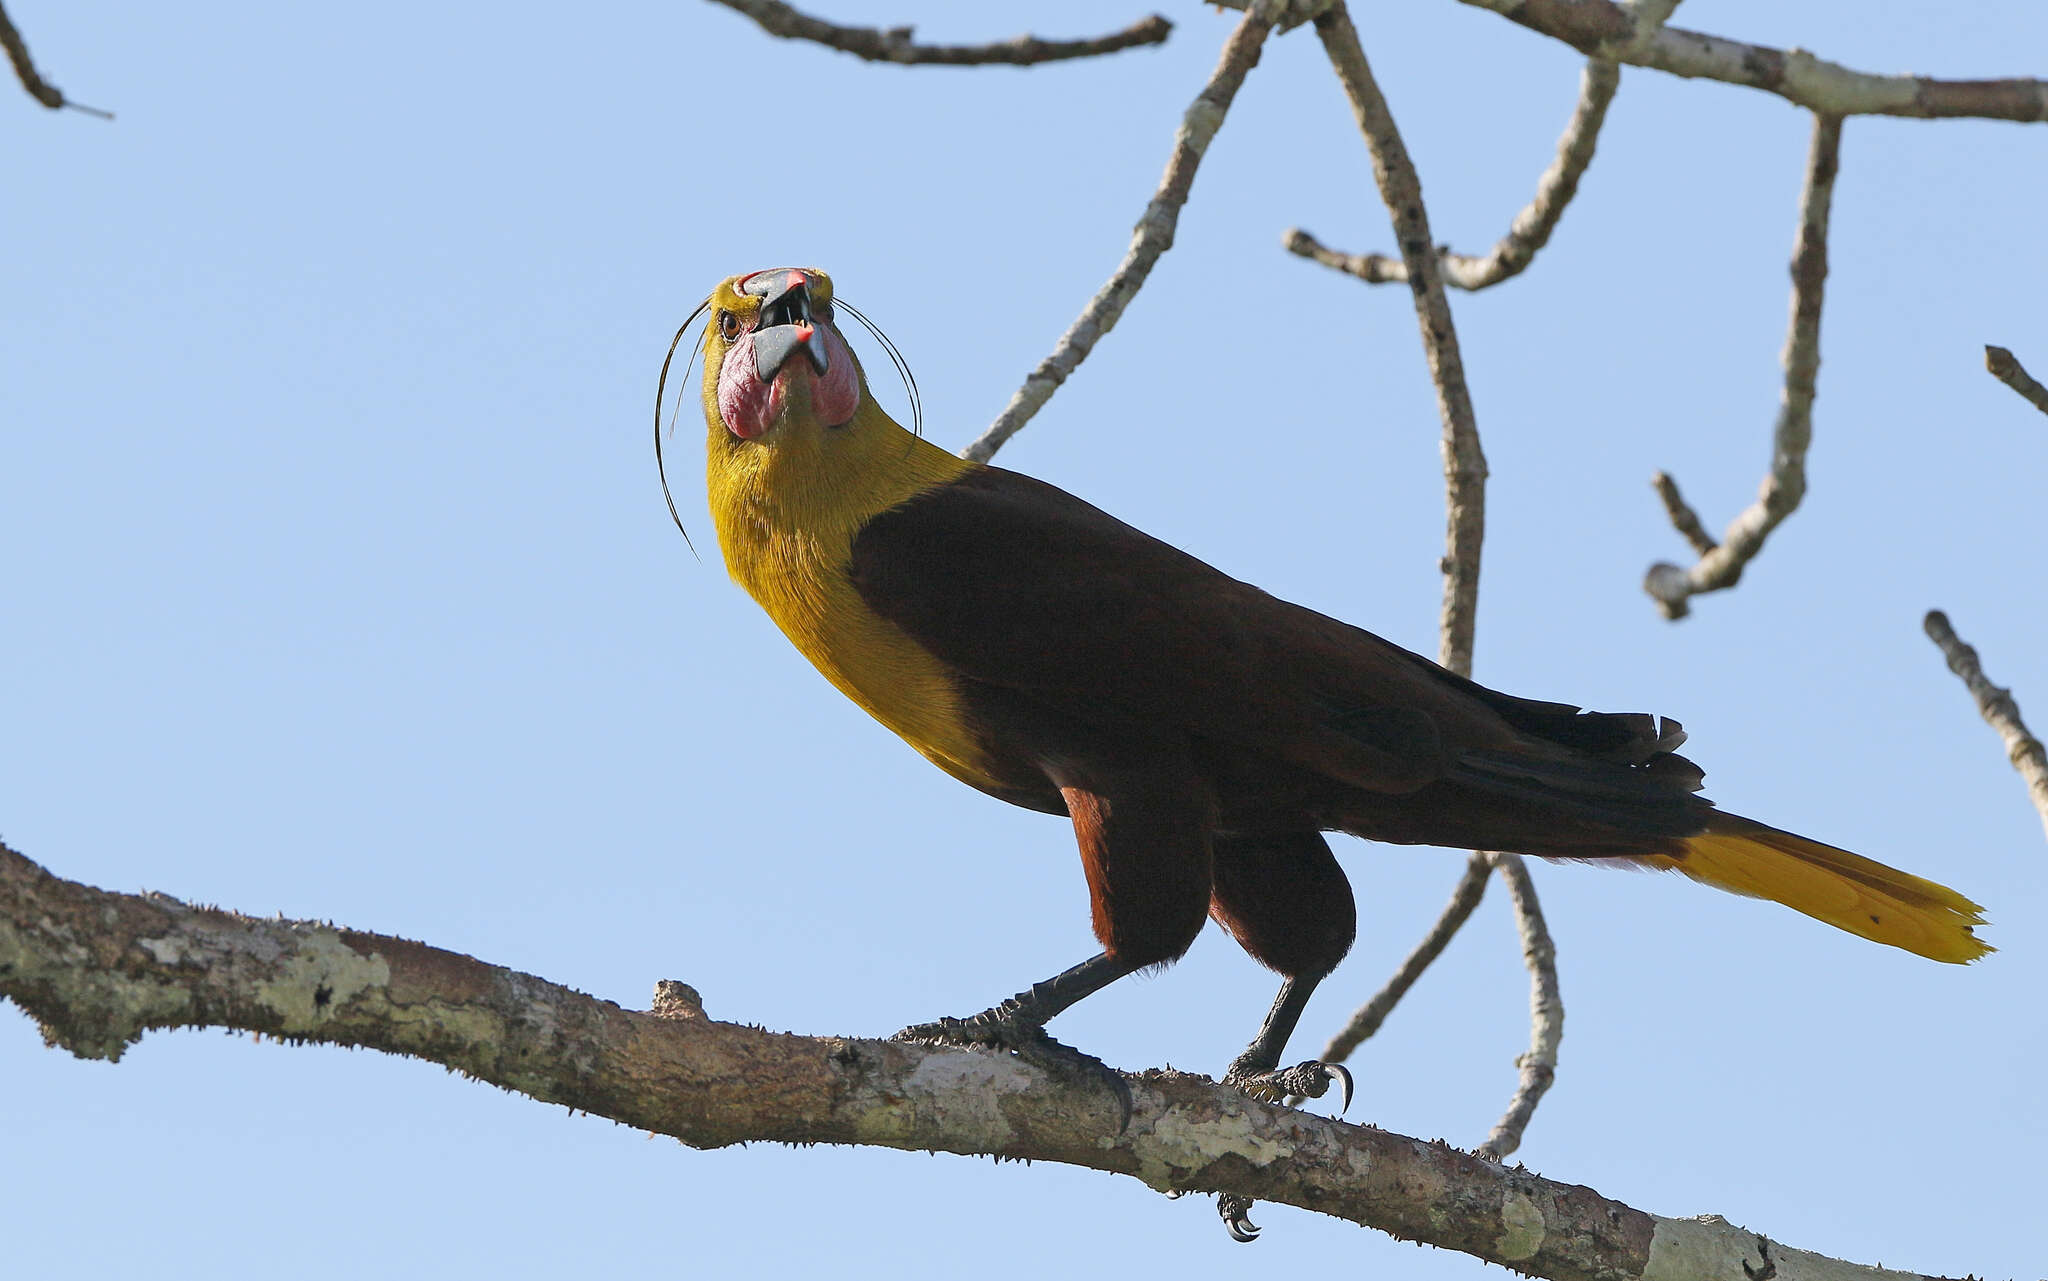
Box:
(654, 296), (713, 559)
(838, 297), (922, 439)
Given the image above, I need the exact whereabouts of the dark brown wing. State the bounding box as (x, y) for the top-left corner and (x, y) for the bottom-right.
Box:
(849, 466), (1685, 799)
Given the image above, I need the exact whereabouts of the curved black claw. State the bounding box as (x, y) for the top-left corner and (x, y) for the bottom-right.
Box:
(1324, 1063), (1354, 1117)
(1218, 1193), (1260, 1243)
(893, 1012), (1134, 1134)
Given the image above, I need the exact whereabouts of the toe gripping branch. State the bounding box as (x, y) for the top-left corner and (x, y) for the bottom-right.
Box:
(892, 955), (1140, 1132)
(1225, 1060), (1354, 1114)
(1212, 1061), (1354, 1243)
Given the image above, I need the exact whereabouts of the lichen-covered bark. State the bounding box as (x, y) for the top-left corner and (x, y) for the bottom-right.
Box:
(0, 838), (1969, 1280)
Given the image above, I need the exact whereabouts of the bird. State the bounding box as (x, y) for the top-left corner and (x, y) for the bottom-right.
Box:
(668, 266), (1988, 1226)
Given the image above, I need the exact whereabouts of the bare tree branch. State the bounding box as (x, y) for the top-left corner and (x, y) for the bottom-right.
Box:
(961, 1), (1280, 462)
(1924, 611), (2048, 841)
(1284, 56), (1620, 292)
(1318, 852), (1490, 1065)
(1620, 0), (1684, 32)
(1985, 345), (2048, 418)
(0, 839), (1979, 1281)
(703, 0), (1172, 67)
(1475, 851), (1563, 1162)
(1310, 3), (1487, 677)
(1308, 3), (1565, 1166)
(1452, 0), (2048, 123)
(1645, 113), (1842, 620)
(1650, 470), (1718, 557)
(1, 0), (110, 118)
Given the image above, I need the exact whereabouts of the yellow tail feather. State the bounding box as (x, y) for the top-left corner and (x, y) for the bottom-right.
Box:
(1642, 818), (1991, 964)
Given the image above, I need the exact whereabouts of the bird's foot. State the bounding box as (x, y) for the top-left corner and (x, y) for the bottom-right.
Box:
(1208, 1060), (1352, 1242)
(1217, 1193), (1260, 1242)
(1223, 1059), (1354, 1116)
(894, 1006), (1133, 1132)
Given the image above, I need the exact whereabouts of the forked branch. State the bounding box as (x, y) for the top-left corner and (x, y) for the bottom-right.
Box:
(1285, 56), (1620, 292)
(1452, 0), (2048, 122)
(1645, 113), (1842, 620)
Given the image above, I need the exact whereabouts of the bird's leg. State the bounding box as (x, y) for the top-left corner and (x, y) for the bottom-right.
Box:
(1215, 973), (1352, 1245)
(1220, 973), (1353, 1110)
(894, 952), (1139, 1125)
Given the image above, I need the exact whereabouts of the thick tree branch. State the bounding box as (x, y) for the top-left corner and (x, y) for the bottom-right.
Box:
(704, 0), (1171, 67)
(1645, 113), (1842, 620)
(1984, 345), (2048, 418)
(0, 840), (1975, 1281)
(1, 0), (109, 117)
(962, 1), (1280, 461)
(1453, 0), (2048, 123)
(1285, 56), (1620, 292)
(1923, 611), (2048, 841)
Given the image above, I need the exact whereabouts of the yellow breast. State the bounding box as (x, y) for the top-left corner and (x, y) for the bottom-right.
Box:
(706, 405), (994, 789)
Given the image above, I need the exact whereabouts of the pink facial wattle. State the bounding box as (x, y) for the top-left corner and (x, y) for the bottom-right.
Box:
(717, 322), (860, 440)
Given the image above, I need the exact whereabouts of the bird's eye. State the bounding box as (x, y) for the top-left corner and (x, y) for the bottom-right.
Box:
(718, 310), (742, 342)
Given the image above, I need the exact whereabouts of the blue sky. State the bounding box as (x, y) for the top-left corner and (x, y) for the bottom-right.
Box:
(3, 2), (2044, 1276)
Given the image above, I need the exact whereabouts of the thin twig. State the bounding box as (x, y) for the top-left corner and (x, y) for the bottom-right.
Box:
(1285, 57), (1621, 292)
(705, 0), (1171, 67)
(1449, 0), (2048, 123)
(1651, 471), (1717, 556)
(1645, 113), (1843, 620)
(1985, 345), (2048, 418)
(1312, 3), (1563, 1161)
(1924, 611), (2048, 841)
(1475, 852), (1564, 1162)
(1, 0), (110, 117)
(1621, 0), (1684, 32)
(1311, 2), (1487, 677)
(1318, 852), (1491, 1065)
(961, 0), (1281, 462)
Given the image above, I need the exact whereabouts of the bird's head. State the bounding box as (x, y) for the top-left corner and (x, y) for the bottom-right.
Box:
(658, 267), (947, 560)
(702, 267), (865, 444)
